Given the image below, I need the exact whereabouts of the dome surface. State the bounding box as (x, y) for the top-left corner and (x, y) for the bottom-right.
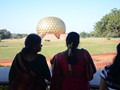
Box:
(36, 16), (66, 38)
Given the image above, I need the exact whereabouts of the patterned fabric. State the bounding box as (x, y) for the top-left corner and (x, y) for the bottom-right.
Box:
(100, 65), (120, 90)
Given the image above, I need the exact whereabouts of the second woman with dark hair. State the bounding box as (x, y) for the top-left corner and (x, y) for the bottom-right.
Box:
(50, 32), (96, 90)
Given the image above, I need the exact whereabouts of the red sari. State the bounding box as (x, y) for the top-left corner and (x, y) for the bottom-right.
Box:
(50, 49), (96, 90)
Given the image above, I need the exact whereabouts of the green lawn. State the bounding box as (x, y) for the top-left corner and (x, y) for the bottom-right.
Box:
(0, 38), (119, 60)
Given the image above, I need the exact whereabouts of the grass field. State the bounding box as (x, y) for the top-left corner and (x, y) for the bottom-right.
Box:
(0, 38), (119, 60)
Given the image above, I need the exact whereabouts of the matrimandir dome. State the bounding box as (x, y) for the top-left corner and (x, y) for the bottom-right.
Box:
(36, 16), (66, 39)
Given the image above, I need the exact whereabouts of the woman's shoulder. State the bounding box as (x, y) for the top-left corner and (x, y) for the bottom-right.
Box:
(36, 54), (46, 61)
(80, 48), (89, 53)
(103, 65), (111, 71)
(100, 65), (111, 79)
(102, 65), (111, 73)
(54, 52), (64, 57)
(77, 48), (90, 57)
(37, 54), (45, 57)
(50, 52), (64, 64)
(104, 65), (111, 70)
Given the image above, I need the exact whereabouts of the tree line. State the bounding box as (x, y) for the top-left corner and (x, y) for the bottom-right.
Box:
(80, 8), (120, 38)
(0, 29), (28, 40)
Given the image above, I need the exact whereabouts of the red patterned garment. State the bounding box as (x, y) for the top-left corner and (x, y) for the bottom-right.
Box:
(50, 49), (96, 90)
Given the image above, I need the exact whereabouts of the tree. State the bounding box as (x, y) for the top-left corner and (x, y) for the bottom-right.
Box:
(11, 33), (27, 39)
(80, 31), (90, 38)
(94, 8), (120, 37)
(0, 29), (12, 39)
(80, 32), (87, 38)
(0, 29), (28, 40)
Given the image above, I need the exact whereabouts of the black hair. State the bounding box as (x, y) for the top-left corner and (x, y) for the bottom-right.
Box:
(107, 43), (120, 85)
(66, 32), (80, 64)
(25, 33), (41, 47)
(22, 33), (41, 54)
(66, 32), (79, 49)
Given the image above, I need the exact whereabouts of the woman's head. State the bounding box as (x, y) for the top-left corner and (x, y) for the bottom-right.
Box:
(117, 43), (120, 54)
(66, 32), (80, 49)
(66, 32), (80, 64)
(25, 33), (42, 52)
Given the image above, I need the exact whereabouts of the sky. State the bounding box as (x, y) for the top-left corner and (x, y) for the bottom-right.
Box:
(0, 0), (120, 34)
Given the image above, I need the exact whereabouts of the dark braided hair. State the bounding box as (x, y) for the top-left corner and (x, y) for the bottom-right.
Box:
(66, 32), (80, 64)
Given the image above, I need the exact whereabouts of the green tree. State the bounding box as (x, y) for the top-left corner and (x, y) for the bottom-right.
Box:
(94, 8), (120, 37)
(80, 32), (87, 38)
(0, 29), (12, 39)
(80, 31), (90, 38)
(12, 33), (27, 39)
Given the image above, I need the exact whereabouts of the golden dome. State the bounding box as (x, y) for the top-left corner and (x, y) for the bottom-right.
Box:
(36, 16), (66, 38)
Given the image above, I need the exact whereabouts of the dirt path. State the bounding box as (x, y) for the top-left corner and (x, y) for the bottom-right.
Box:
(91, 53), (116, 69)
(0, 53), (116, 69)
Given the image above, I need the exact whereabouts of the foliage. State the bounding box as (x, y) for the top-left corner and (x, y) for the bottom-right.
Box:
(0, 29), (12, 39)
(94, 8), (120, 37)
(80, 32), (90, 38)
(0, 29), (27, 40)
(12, 33), (28, 39)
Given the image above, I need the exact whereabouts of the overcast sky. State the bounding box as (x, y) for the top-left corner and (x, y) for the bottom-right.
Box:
(0, 0), (120, 34)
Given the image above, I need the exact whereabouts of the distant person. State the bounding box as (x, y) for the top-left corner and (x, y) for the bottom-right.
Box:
(99, 43), (120, 90)
(9, 33), (51, 90)
(50, 32), (96, 90)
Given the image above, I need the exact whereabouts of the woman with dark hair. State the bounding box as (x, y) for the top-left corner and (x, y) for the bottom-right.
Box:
(99, 43), (120, 90)
(9, 33), (51, 90)
(50, 32), (96, 90)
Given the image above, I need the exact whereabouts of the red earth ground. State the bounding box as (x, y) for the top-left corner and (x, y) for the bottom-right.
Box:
(0, 53), (116, 69)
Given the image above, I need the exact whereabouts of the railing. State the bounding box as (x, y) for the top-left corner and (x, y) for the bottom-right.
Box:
(0, 67), (101, 90)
